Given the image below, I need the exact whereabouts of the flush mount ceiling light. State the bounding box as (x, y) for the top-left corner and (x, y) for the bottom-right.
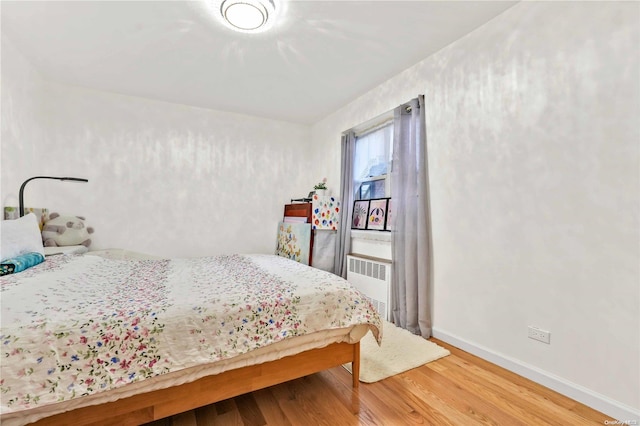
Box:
(219, 0), (277, 33)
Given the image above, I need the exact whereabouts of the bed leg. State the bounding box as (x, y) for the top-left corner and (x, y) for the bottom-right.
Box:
(352, 342), (360, 389)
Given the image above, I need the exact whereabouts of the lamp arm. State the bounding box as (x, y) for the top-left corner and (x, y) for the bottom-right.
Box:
(18, 176), (89, 217)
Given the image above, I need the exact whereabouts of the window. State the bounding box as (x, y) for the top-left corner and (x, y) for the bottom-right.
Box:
(357, 177), (385, 199)
(353, 121), (393, 200)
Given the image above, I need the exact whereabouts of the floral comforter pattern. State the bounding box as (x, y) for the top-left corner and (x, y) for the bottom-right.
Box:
(0, 254), (381, 414)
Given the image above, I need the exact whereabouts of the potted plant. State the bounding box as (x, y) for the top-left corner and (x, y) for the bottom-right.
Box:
(314, 178), (328, 196)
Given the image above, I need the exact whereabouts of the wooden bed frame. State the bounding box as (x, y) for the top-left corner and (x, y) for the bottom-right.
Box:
(30, 341), (360, 425)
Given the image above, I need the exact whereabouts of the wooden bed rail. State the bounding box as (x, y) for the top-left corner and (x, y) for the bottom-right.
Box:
(29, 342), (360, 426)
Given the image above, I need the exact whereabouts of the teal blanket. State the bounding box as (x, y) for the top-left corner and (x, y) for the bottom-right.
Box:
(1, 252), (45, 276)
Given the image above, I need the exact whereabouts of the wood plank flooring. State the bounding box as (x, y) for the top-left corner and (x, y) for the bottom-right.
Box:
(145, 339), (612, 425)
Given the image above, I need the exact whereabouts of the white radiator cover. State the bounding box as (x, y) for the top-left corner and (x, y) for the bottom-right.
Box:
(346, 255), (392, 321)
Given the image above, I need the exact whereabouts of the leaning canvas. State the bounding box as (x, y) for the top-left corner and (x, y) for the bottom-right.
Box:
(275, 221), (312, 265)
(311, 194), (340, 230)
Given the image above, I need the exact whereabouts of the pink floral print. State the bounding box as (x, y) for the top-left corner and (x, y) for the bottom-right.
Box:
(0, 254), (381, 414)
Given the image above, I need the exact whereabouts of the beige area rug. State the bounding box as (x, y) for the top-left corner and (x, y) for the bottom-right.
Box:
(344, 320), (450, 383)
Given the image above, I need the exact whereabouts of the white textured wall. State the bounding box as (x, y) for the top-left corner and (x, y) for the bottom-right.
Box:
(1, 35), (47, 204)
(1, 48), (313, 258)
(312, 1), (639, 415)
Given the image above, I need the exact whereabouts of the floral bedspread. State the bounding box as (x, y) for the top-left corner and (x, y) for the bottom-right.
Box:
(0, 254), (381, 414)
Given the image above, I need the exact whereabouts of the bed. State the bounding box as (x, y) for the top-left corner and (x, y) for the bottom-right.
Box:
(0, 216), (382, 425)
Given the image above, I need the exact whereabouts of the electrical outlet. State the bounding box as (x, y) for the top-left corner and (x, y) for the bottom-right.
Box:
(528, 326), (551, 344)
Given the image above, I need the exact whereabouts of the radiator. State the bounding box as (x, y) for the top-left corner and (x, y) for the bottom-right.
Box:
(346, 254), (392, 321)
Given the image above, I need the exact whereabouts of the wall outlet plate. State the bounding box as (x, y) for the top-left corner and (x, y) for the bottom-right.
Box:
(528, 326), (551, 344)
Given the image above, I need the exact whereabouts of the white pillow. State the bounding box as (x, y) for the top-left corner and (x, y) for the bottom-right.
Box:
(0, 213), (45, 261)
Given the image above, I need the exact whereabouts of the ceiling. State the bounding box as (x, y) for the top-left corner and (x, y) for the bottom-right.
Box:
(1, 1), (516, 124)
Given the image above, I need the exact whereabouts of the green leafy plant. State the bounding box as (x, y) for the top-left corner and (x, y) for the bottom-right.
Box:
(314, 177), (328, 190)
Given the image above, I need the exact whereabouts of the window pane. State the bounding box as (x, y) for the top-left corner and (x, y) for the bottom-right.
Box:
(358, 179), (386, 200)
(353, 124), (393, 200)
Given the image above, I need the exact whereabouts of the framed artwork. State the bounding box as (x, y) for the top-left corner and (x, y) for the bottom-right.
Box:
(275, 222), (311, 265)
(385, 198), (393, 231)
(367, 198), (388, 231)
(351, 200), (369, 230)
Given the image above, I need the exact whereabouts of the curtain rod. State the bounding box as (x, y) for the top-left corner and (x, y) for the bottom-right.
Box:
(353, 117), (394, 138)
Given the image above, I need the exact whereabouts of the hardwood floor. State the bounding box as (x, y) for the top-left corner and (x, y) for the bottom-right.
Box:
(145, 339), (612, 425)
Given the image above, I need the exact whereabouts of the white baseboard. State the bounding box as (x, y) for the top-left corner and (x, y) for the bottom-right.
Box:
(432, 327), (640, 423)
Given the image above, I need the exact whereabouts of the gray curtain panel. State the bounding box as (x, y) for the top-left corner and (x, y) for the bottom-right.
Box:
(334, 131), (356, 278)
(390, 95), (433, 338)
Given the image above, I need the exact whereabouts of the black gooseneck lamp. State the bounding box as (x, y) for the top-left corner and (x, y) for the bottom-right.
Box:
(19, 176), (89, 217)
